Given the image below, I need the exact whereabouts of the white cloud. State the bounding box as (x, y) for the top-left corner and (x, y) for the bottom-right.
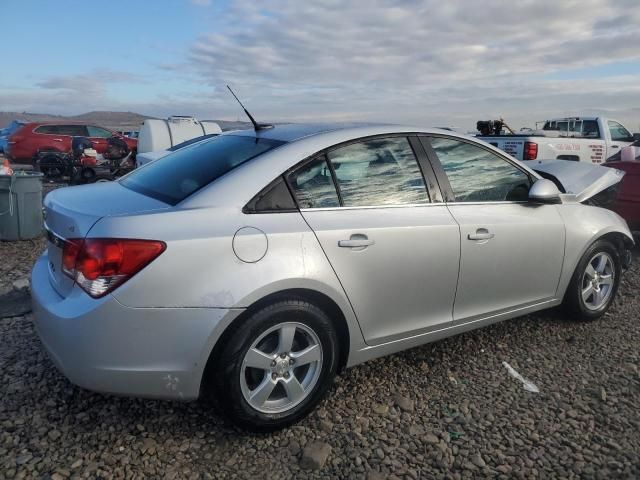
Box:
(189, 0), (211, 6)
(4, 0), (640, 131)
(186, 0), (640, 129)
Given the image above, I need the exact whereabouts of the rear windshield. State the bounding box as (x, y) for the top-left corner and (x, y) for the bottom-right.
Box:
(121, 135), (284, 205)
(167, 133), (219, 151)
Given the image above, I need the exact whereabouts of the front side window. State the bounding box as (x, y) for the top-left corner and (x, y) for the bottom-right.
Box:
(327, 137), (429, 207)
(121, 135), (284, 205)
(608, 121), (632, 142)
(35, 125), (59, 134)
(87, 126), (113, 138)
(430, 137), (531, 202)
(287, 156), (340, 209)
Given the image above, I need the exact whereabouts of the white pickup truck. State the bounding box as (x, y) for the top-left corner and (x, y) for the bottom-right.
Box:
(476, 117), (638, 163)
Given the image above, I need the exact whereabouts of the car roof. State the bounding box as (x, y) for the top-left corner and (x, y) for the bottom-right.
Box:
(224, 122), (452, 143)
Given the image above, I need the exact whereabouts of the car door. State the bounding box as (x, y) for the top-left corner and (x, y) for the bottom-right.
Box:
(34, 125), (71, 153)
(421, 136), (565, 323)
(87, 125), (114, 153)
(606, 120), (634, 160)
(287, 135), (460, 346)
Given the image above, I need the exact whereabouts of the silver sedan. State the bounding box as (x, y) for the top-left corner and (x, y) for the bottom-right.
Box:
(31, 123), (633, 430)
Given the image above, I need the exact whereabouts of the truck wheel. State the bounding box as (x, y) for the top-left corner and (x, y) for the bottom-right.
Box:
(211, 300), (338, 431)
(563, 239), (621, 320)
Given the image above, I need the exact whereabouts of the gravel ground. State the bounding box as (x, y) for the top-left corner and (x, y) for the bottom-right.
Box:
(1, 236), (639, 479)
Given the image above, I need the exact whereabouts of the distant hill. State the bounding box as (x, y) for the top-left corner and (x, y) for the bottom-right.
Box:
(0, 111), (153, 131)
(0, 111), (252, 132)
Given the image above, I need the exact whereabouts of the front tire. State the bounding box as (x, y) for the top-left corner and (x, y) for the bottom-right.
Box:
(563, 239), (621, 320)
(211, 300), (339, 431)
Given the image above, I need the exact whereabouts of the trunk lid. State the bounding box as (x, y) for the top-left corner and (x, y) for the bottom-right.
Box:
(44, 182), (169, 297)
(530, 159), (625, 203)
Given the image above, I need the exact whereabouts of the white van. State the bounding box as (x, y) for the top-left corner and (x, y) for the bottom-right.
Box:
(137, 116), (222, 153)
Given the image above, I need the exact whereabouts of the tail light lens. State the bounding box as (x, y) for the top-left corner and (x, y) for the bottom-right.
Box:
(523, 141), (538, 160)
(62, 238), (166, 298)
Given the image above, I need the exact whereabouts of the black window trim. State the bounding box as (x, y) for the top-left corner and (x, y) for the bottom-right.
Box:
(419, 134), (536, 204)
(242, 175), (299, 214)
(281, 133), (443, 211)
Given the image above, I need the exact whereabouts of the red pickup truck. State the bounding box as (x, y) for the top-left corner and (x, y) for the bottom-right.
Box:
(5, 122), (137, 164)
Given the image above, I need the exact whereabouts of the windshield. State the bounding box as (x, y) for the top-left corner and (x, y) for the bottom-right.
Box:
(121, 135), (284, 205)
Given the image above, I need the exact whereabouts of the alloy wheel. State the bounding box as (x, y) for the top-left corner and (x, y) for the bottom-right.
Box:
(581, 252), (615, 311)
(240, 322), (323, 414)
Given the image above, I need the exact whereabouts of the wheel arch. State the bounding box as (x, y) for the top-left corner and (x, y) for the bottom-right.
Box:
(599, 230), (634, 268)
(200, 287), (352, 396)
(558, 225), (634, 300)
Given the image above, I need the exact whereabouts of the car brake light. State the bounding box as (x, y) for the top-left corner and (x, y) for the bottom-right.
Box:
(523, 141), (538, 160)
(62, 238), (166, 298)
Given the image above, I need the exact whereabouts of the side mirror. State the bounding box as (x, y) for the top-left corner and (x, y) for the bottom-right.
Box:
(529, 179), (561, 204)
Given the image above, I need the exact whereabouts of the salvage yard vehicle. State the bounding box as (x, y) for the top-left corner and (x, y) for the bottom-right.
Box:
(32, 123), (633, 431)
(604, 143), (640, 234)
(476, 116), (637, 163)
(35, 136), (135, 183)
(137, 116), (221, 154)
(5, 122), (137, 164)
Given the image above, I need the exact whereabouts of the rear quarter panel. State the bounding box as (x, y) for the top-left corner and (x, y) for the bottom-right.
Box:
(90, 206), (367, 355)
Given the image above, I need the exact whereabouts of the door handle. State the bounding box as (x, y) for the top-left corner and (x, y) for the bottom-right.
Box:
(468, 229), (495, 241)
(338, 234), (374, 248)
(53, 138), (63, 142)
(610, 145), (620, 149)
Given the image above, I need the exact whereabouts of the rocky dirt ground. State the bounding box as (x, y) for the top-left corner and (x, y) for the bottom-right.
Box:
(1, 235), (639, 479)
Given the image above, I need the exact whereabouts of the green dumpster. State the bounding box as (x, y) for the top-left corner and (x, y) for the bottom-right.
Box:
(0, 171), (44, 241)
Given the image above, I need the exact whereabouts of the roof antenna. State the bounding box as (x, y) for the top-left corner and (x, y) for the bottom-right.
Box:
(226, 85), (273, 131)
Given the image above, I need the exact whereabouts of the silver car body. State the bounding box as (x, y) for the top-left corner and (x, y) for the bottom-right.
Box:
(31, 124), (633, 401)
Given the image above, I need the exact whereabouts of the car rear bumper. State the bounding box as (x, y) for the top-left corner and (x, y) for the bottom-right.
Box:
(31, 253), (241, 400)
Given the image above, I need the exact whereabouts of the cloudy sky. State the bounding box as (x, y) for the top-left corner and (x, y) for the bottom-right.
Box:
(2, 0), (639, 131)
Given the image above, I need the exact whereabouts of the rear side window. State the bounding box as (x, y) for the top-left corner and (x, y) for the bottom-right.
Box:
(288, 156), (340, 209)
(121, 135), (284, 205)
(56, 125), (88, 136)
(327, 137), (429, 207)
(582, 120), (600, 138)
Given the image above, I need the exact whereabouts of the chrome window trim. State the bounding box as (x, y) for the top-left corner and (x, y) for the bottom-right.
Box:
(301, 202), (446, 212)
(443, 200), (529, 206)
(299, 200), (529, 212)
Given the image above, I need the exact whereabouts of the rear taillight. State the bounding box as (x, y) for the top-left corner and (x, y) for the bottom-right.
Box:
(523, 141), (538, 160)
(7, 135), (24, 144)
(62, 238), (166, 298)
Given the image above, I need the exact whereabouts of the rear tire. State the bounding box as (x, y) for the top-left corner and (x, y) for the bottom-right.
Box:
(563, 239), (621, 321)
(210, 300), (338, 432)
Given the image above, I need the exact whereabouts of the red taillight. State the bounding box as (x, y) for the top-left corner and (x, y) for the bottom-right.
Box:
(523, 141), (538, 160)
(61, 239), (82, 275)
(62, 238), (166, 298)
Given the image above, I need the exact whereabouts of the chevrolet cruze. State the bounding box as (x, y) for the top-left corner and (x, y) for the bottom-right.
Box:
(32, 123), (633, 430)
